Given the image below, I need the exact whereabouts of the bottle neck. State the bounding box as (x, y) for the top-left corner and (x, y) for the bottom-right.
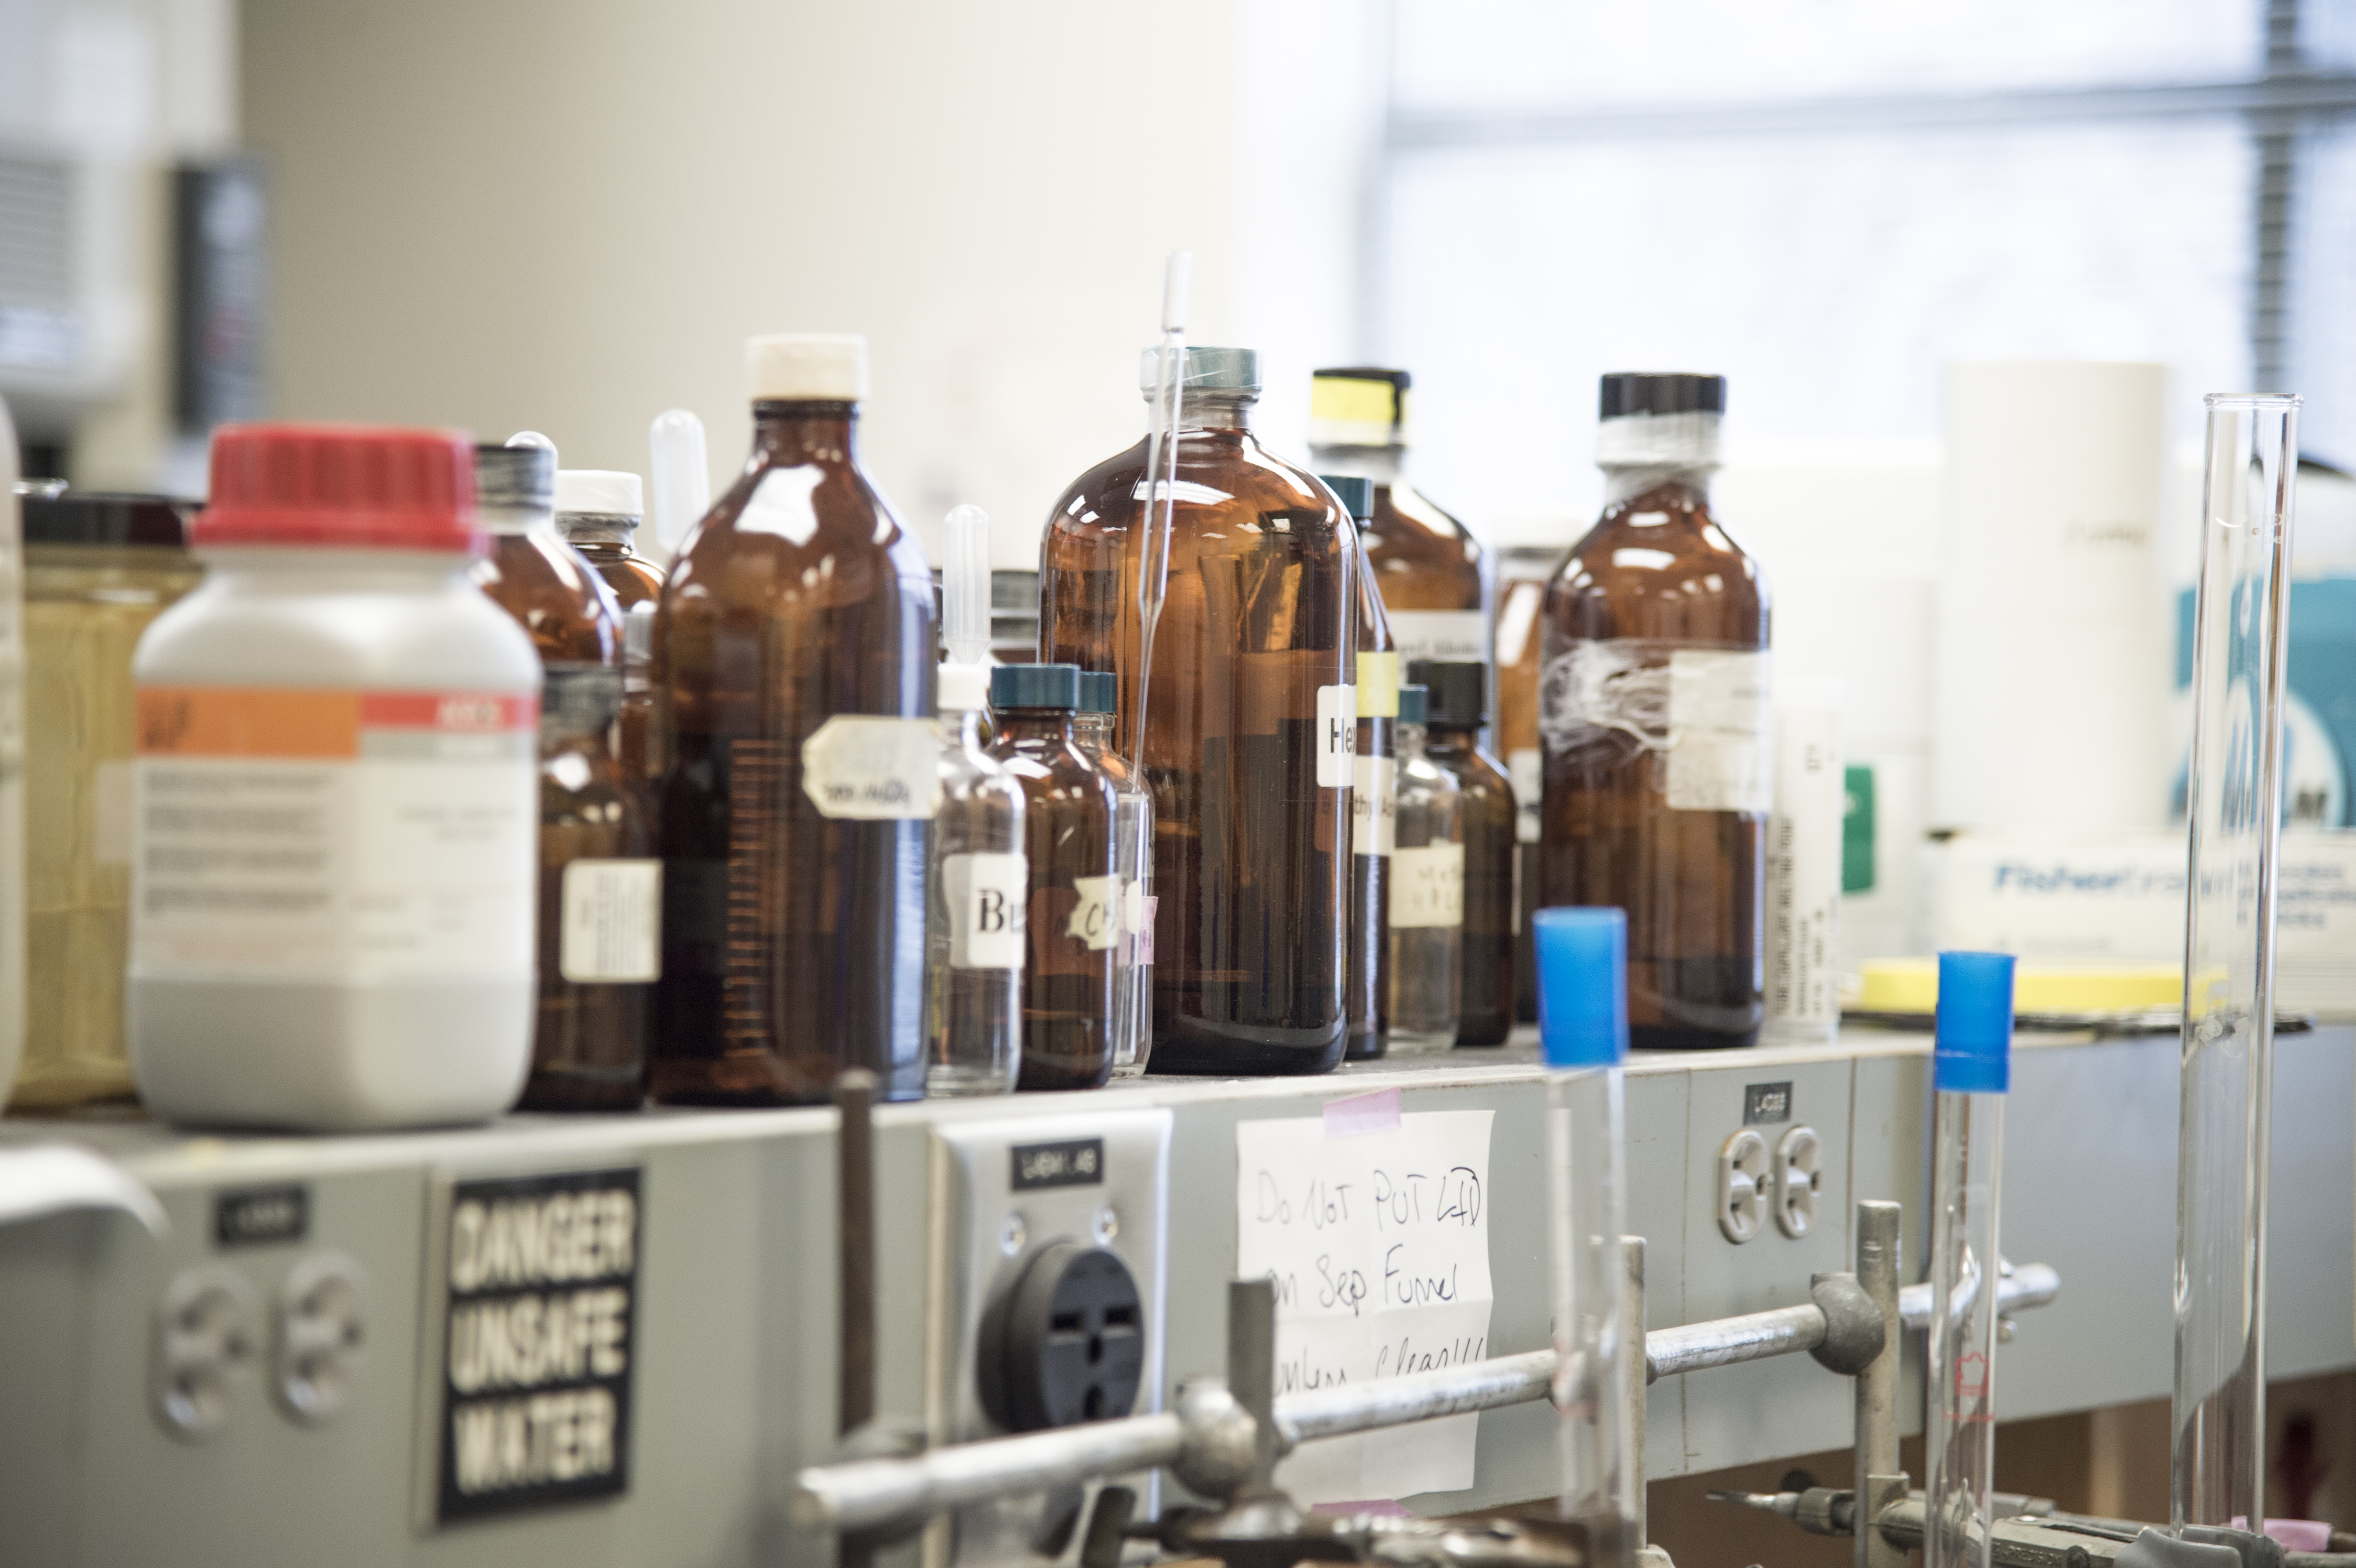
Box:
(996, 707), (1076, 746)
(1145, 390), (1257, 435)
(1397, 720), (1429, 761)
(1601, 464), (1715, 506)
(480, 503), (556, 537)
(560, 516), (640, 553)
(1072, 711), (1114, 752)
(949, 708), (993, 750)
(753, 401), (859, 463)
(1308, 444), (1404, 484)
(1428, 719), (1482, 751)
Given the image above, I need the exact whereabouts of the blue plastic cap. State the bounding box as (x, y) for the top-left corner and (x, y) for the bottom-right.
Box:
(1536, 907), (1628, 1068)
(990, 663), (1080, 711)
(1079, 670), (1119, 716)
(1934, 950), (2016, 1094)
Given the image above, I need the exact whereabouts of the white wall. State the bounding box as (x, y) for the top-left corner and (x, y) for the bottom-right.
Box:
(241, 0), (1383, 568)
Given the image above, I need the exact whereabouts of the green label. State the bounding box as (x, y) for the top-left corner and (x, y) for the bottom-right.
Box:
(1842, 764), (1876, 894)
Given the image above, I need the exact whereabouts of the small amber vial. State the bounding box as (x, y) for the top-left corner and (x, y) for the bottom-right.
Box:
(556, 469), (665, 784)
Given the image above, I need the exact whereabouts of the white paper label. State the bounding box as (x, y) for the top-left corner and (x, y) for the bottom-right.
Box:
(1385, 609), (1488, 664)
(1352, 754), (1396, 858)
(1507, 747), (1541, 845)
(1668, 649), (1772, 813)
(1539, 640), (1770, 814)
(1066, 873), (1123, 951)
(559, 859), (663, 983)
(1391, 842), (1465, 928)
(800, 715), (940, 820)
(1765, 707), (1843, 1031)
(944, 851), (1026, 969)
(1123, 879), (1149, 933)
(1236, 1109), (1494, 1504)
(1316, 684), (1356, 788)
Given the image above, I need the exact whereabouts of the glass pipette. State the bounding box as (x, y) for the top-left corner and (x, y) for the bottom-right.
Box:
(1130, 250), (1191, 775)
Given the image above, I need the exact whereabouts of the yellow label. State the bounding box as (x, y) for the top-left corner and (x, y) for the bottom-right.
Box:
(1355, 652), (1400, 716)
(1310, 375), (1404, 429)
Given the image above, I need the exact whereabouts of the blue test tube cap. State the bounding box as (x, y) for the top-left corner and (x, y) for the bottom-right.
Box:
(1535, 906), (1627, 1068)
(1934, 950), (2016, 1094)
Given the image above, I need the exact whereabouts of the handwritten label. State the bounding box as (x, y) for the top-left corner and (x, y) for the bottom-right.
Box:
(1235, 1110), (1494, 1503)
(1390, 843), (1464, 929)
(800, 716), (939, 820)
(1066, 874), (1123, 951)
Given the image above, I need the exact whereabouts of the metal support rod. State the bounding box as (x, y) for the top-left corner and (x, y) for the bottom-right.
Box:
(1231, 1278), (1280, 1492)
(1854, 1200), (1909, 1568)
(793, 1256), (2065, 1538)
(1622, 1236), (1648, 1549)
(1898, 1263), (2059, 1330)
(835, 1070), (878, 1439)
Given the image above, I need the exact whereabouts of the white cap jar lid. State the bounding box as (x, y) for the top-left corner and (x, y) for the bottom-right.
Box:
(747, 333), (868, 402)
(556, 468), (644, 519)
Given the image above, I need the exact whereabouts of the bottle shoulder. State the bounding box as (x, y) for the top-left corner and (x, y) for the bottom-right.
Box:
(1546, 483), (1767, 639)
(473, 529), (622, 665)
(1428, 735), (1511, 795)
(1042, 431), (1352, 558)
(669, 452), (934, 608)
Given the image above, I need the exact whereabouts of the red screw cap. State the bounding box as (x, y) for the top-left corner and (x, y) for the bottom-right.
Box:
(194, 422), (482, 554)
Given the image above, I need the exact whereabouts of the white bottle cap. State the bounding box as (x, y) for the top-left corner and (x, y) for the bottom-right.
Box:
(938, 661), (990, 714)
(556, 468), (644, 519)
(747, 333), (869, 402)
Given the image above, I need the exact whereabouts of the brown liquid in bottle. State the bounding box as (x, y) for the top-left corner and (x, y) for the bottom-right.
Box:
(1040, 359), (1354, 1075)
(472, 452), (653, 1110)
(564, 524), (665, 784)
(991, 680), (1118, 1090)
(1413, 663), (1516, 1047)
(1540, 403), (1767, 1051)
(653, 395), (935, 1104)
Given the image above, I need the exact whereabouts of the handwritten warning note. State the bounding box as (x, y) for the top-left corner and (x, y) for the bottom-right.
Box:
(1234, 1106), (1495, 1503)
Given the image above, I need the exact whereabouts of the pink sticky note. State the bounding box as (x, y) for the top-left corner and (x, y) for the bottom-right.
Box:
(1135, 896), (1158, 965)
(1324, 1086), (1401, 1137)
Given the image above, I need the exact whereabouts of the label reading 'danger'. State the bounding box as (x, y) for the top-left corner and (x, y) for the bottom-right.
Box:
(800, 716), (939, 820)
(1316, 685), (1357, 788)
(433, 1167), (640, 1524)
(945, 851), (1026, 969)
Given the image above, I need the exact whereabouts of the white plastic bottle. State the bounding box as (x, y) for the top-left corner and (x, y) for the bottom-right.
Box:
(129, 423), (542, 1130)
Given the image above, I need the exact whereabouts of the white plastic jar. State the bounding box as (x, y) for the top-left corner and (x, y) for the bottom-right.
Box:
(129, 423), (541, 1130)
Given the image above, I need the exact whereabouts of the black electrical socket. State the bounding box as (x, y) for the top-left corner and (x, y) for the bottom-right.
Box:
(976, 1241), (1145, 1432)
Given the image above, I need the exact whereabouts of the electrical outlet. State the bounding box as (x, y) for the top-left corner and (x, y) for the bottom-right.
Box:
(151, 1263), (259, 1439)
(1772, 1126), (1822, 1240)
(926, 1109), (1171, 1568)
(1716, 1128), (1768, 1244)
(273, 1252), (366, 1424)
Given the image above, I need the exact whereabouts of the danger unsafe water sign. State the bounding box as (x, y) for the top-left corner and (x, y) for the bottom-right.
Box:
(419, 1167), (641, 1525)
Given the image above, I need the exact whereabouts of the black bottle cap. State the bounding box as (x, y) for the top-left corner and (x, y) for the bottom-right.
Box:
(1319, 474), (1374, 522)
(1079, 670), (1119, 715)
(20, 490), (191, 547)
(1407, 660), (1486, 726)
(992, 662), (1081, 711)
(1396, 684), (1429, 725)
(1598, 373), (1726, 420)
(474, 444), (555, 511)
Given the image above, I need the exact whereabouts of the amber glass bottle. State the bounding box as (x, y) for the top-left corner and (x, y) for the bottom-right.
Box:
(1039, 347), (1355, 1075)
(1539, 374), (1769, 1051)
(473, 446), (654, 1110)
(1309, 368), (1491, 674)
(1325, 475), (1394, 1062)
(1494, 545), (1555, 1023)
(653, 335), (936, 1104)
(1409, 659), (1516, 1046)
(989, 664), (1118, 1090)
(556, 469), (665, 784)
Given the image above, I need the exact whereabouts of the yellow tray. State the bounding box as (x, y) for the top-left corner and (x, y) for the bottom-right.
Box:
(1855, 958), (2181, 1016)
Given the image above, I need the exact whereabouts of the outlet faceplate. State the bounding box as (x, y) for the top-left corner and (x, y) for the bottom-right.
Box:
(1772, 1126), (1821, 1240)
(151, 1263), (259, 1439)
(274, 1251), (367, 1424)
(926, 1108), (1171, 1568)
(1716, 1128), (1768, 1244)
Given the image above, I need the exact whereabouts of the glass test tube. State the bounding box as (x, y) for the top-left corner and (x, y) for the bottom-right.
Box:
(1925, 950), (2015, 1568)
(1538, 906), (1639, 1568)
(2173, 394), (2299, 1535)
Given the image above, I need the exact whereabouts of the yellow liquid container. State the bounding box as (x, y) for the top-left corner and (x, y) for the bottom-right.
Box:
(16, 493), (199, 1110)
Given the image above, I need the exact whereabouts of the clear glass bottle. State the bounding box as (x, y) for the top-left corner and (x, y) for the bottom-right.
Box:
(1495, 544), (1556, 1024)
(989, 664), (1118, 1090)
(1541, 373), (1769, 1051)
(472, 446), (654, 1112)
(1387, 684), (1462, 1054)
(1075, 670), (1152, 1077)
(556, 469), (665, 785)
(653, 335), (936, 1105)
(1926, 951), (2013, 1568)
(1327, 474), (1395, 1063)
(1409, 659), (1516, 1046)
(928, 661), (1025, 1096)
(1039, 346), (1355, 1076)
(1539, 907), (1641, 1568)
(15, 492), (200, 1109)
(1309, 368), (1492, 674)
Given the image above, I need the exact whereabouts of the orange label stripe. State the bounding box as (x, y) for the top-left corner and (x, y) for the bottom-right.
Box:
(138, 688), (536, 759)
